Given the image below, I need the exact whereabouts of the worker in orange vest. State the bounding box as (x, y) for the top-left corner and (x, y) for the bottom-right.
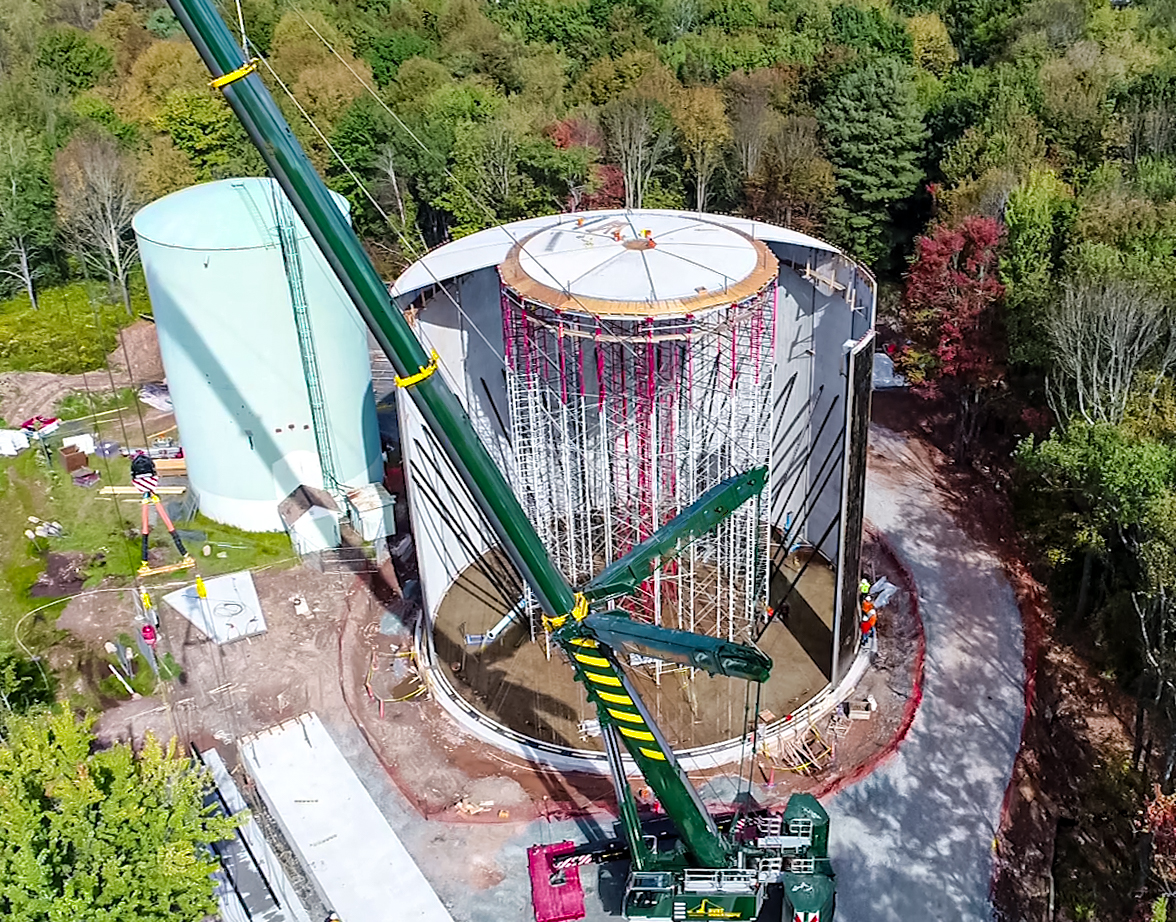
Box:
(860, 597), (877, 649)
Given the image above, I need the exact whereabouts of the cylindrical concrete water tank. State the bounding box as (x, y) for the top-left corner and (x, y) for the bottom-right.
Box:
(133, 177), (382, 531)
(391, 209), (878, 758)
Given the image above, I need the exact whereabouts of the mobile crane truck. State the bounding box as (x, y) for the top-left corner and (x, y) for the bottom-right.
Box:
(167, 3), (837, 917)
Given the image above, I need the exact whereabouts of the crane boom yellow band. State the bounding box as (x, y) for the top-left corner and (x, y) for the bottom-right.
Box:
(209, 58), (258, 88)
(395, 350), (440, 388)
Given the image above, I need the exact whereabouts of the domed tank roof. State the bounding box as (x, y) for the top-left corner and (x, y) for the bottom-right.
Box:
(133, 176), (349, 251)
(499, 211), (778, 316)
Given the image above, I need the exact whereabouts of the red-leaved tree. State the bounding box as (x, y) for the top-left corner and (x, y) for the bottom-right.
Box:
(1140, 785), (1176, 909)
(900, 215), (1006, 462)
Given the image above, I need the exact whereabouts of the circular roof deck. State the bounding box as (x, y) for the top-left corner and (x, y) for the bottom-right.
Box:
(499, 212), (778, 316)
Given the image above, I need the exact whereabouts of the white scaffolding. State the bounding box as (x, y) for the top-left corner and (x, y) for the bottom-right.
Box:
(502, 282), (776, 642)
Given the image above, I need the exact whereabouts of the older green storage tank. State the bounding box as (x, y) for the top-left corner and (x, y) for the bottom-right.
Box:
(133, 177), (381, 531)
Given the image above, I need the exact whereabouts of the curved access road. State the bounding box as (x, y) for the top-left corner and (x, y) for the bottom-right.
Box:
(826, 426), (1026, 921)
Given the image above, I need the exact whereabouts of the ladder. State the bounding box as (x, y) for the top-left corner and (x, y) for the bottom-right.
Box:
(269, 187), (339, 490)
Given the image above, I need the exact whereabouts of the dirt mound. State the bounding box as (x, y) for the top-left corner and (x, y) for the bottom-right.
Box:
(0, 320), (162, 424)
(30, 552), (90, 597)
(107, 320), (164, 382)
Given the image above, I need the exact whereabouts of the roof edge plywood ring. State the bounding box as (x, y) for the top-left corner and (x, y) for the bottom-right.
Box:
(499, 224), (779, 317)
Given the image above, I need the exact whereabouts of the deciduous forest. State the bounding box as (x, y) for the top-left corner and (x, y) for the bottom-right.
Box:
(7, 0), (1176, 916)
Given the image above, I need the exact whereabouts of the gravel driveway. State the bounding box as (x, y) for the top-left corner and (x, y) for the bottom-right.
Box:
(826, 426), (1026, 921)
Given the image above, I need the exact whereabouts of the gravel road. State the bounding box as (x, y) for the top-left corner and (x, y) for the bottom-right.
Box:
(826, 426), (1026, 921)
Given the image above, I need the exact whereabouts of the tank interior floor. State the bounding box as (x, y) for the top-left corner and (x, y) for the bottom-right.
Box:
(770, 546), (837, 680)
(431, 549), (831, 752)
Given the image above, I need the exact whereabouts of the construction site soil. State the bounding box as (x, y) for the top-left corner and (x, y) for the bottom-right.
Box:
(54, 511), (922, 832)
(0, 319), (164, 424)
(430, 549), (834, 752)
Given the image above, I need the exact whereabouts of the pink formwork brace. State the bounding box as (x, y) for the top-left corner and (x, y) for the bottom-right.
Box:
(527, 841), (585, 922)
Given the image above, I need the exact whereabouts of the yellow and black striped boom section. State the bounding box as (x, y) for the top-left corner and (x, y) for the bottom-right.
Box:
(557, 632), (729, 870)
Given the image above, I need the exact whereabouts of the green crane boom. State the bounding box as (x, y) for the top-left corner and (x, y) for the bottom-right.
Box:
(165, 0), (575, 621)
(165, 5), (836, 916)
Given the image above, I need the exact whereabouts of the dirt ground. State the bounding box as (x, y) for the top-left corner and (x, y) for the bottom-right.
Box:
(53, 517), (923, 834)
(429, 549), (831, 753)
(0, 319), (164, 424)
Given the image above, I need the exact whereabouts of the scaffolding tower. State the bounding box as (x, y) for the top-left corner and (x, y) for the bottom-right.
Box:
(502, 282), (777, 643)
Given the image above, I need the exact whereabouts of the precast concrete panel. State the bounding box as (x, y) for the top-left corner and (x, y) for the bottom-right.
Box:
(133, 178), (381, 531)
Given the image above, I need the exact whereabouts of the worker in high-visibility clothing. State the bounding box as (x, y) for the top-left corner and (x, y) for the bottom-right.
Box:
(860, 597), (877, 651)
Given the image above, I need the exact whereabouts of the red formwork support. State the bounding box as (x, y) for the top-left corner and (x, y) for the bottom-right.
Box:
(527, 841), (585, 922)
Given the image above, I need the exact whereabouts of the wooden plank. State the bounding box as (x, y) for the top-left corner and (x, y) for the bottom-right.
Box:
(99, 486), (186, 495)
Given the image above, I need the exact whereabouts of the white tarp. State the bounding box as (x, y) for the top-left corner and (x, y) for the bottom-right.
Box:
(62, 434), (96, 455)
(0, 429), (30, 456)
(873, 352), (908, 389)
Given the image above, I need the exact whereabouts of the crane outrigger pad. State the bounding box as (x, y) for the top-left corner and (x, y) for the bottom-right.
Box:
(527, 842), (584, 922)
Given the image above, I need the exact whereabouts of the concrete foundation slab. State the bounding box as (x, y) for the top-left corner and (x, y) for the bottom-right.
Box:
(239, 712), (455, 922)
(164, 571), (266, 643)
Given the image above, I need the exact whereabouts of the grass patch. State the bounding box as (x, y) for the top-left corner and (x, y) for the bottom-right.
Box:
(55, 387), (138, 421)
(0, 445), (295, 661)
(0, 277), (149, 375)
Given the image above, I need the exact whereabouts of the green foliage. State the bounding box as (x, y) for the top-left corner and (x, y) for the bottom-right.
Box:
(54, 387), (136, 421)
(0, 651), (55, 714)
(1017, 420), (1176, 541)
(69, 93), (137, 145)
(144, 8), (182, 40)
(1001, 166), (1073, 367)
(944, 0), (1028, 62)
(0, 283), (132, 374)
(153, 90), (260, 180)
(820, 57), (927, 265)
(35, 26), (114, 93)
(830, 4), (914, 61)
(362, 30), (438, 86)
(0, 124), (57, 298)
(0, 709), (239, 921)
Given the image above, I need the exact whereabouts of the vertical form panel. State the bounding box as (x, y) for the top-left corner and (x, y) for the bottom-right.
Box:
(832, 331), (875, 682)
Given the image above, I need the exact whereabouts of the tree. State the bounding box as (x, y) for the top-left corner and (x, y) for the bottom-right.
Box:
(819, 57), (927, 266)
(1046, 277), (1176, 427)
(672, 85), (729, 211)
(605, 90), (675, 208)
(908, 12), (958, 75)
(724, 69), (781, 184)
(0, 651), (54, 714)
(94, 2), (155, 79)
(117, 40), (209, 125)
(35, 25), (113, 92)
(54, 130), (139, 313)
(0, 124), (56, 309)
(900, 216), (1006, 460)
(0, 0), (46, 78)
(0, 709), (239, 921)
(1142, 787), (1176, 896)
(135, 135), (197, 200)
(830, 4), (914, 61)
(743, 116), (835, 233)
(1000, 166), (1073, 368)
